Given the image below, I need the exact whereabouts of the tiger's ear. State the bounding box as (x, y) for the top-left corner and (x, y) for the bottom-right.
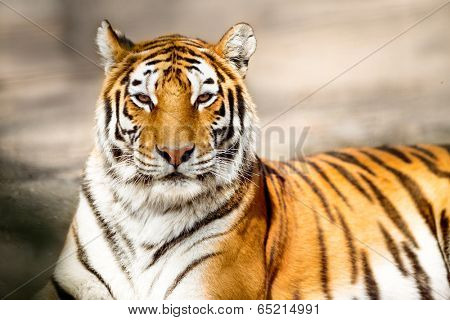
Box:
(96, 20), (134, 72)
(215, 23), (257, 78)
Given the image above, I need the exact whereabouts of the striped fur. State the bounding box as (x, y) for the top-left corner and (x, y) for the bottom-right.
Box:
(51, 21), (450, 300)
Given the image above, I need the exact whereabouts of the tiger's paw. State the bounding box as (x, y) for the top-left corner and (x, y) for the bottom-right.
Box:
(75, 283), (114, 300)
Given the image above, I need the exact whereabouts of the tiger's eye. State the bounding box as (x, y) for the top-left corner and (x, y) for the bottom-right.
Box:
(196, 93), (212, 105)
(136, 94), (151, 104)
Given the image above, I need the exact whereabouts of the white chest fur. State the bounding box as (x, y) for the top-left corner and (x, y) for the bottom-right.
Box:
(64, 153), (241, 299)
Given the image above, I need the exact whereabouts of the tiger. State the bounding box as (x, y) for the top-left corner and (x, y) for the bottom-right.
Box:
(44, 20), (450, 300)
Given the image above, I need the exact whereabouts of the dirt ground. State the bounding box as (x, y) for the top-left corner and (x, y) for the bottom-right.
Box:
(0, 0), (449, 298)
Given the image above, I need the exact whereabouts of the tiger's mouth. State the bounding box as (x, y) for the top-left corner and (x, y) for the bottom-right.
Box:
(162, 172), (189, 181)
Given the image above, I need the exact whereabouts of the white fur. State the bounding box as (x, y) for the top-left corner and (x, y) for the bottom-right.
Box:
(54, 151), (247, 299)
(220, 23), (256, 77)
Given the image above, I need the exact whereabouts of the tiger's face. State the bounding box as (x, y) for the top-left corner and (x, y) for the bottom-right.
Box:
(95, 21), (257, 202)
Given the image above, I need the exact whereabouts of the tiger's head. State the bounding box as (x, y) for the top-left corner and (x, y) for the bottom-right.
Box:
(95, 20), (258, 203)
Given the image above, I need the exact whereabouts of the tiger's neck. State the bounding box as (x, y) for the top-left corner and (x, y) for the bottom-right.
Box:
(84, 147), (261, 246)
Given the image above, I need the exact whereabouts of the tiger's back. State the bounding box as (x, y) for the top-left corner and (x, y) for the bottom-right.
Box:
(258, 144), (450, 299)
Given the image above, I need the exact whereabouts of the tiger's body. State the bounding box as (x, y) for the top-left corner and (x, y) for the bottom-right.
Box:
(50, 21), (450, 300)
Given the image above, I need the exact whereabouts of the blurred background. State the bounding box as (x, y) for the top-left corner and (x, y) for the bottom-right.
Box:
(0, 0), (449, 299)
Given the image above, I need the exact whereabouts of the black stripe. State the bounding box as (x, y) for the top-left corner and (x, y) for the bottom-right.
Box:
(263, 198), (284, 299)
(335, 207), (358, 284)
(125, 56), (137, 64)
(361, 250), (380, 299)
(230, 57), (243, 70)
(315, 214), (332, 299)
(441, 209), (449, 260)
(439, 144), (450, 155)
(306, 160), (351, 209)
(179, 56), (201, 64)
(141, 242), (156, 251)
(72, 225), (115, 299)
(235, 85), (246, 133)
(263, 164), (287, 213)
(145, 183), (247, 270)
(322, 160), (373, 202)
(259, 159), (274, 290)
(217, 85), (224, 98)
(135, 156), (159, 168)
(440, 209), (450, 284)
(359, 173), (418, 247)
(147, 268), (163, 296)
(217, 140), (240, 161)
(110, 186), (133, 215)
(132, 129), (142, 144)
(184, 232), (228, 253)
(118, 57), (137, 85)
(162, 66), (173, 77)
(103, 96), (112, 134)
(142, 53), (169, 67)
(216, 70), (225, 82)
(114, 90), (124, 142)
(402, 242), (433, 299)
(214, 102), (226, 117)
(120, 74), (129, 85)
(375, 145), (411, 163)
(282, 162), (335, 222)
(51, 277), (75, 300)
(325, 151), (376, 175)
(186, 65), (202, 74)
(131, 79), (141, 86)
(224, 89), (235, 142)
(111, 144), (123, 161)
(116, 224), (136, 258)
(142, 40), (172, 51)
(193, 157), (213, 167)
(143, 46), (174, 60)
(184, 213), (247, 253)
(81, 182), (134, 281)
(409, 145), (437, 159)
(177, 39), (205, 48)
(164, 252), (221, 299)
(410, 152), (450, 179)
(172, 45), (200, 57)
(360, 150), (437, 236)
(378, 223), (407, 276)
(261, 162), (288, 299)
(122, 100), (134, 121)
(145, 59), (166, 66)
(203, 52), (236, 81)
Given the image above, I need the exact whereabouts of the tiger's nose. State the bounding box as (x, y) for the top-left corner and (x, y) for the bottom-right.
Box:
(156, 144), (195, 167)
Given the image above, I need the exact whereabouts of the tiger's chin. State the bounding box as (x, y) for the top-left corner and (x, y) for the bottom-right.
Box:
(129, 165), (225, 206)
(149, 174), (206, 204)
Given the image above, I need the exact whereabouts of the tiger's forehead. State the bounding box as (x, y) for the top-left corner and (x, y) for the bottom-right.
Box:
(137, 34), (209, 51)
(127, 43), (220, 106)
